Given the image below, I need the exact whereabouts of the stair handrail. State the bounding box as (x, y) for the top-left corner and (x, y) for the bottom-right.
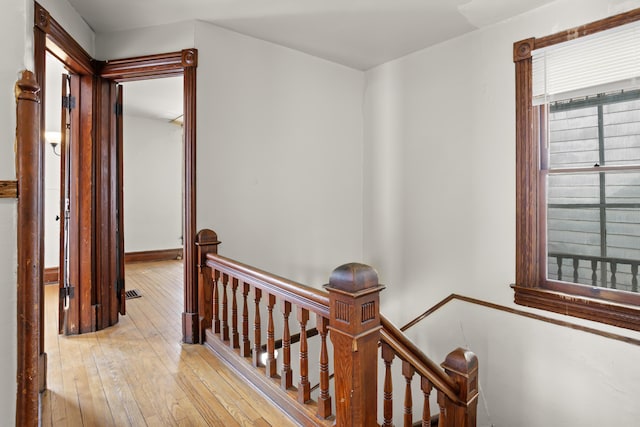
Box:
(380, 314), (461, 404)
(205, 252), (330, 317)
(195, 228), (477, 426)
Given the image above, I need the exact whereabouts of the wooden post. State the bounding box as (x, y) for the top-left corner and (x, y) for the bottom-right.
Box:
(182, 50), (198, 344)
(440, 347), (479, 427)
(325, 263), (385, 427)
(195, 229), (221, 343)
(16, 70), (42, 427)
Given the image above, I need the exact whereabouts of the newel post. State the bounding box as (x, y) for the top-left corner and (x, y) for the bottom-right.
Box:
(195, 229), (221, 343)
(439, 347), (479, 427)
(325, 263), (385, 427)
(16, 70), (42, 427)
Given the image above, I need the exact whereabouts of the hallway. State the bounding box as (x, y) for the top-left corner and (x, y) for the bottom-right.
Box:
(41, 260), (296, 426)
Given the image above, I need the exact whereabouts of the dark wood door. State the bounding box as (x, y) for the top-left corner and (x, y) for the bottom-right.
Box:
(114, 83), (126, 316)
(59, 76), (125, 334)
(95, 78), (126, 328)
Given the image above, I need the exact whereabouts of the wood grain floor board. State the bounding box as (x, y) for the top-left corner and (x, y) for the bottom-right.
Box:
(42, 260), (296, 427)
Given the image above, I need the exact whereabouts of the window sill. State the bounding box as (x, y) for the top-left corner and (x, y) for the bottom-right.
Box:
(512, 285), (640, 332)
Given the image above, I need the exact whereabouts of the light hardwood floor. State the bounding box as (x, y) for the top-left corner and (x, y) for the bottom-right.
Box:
(41, 260), (296, 427)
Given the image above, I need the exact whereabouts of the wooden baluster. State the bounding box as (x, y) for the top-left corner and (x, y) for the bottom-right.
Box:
(556, 256), (563, 281)
(611, 262), (617, 289)
(266, 294), (277, 377)
(437, 392), (447, 427)
(213, 269), (220, 334)
(632, 263), (638, 293)
(382, 342), (395, 427)
(591, 260), (598, 287)
(421, 377), (432, 427)
(572, 258), (579, 283)
(317, 315), (331, 419)
(281, 301), (293, 390)
(252, 288), (262, 367)
(220, 273), (230, 341)
(403, 360), (415, 427)
(297, 307), (310, 403)
(231, 278), (239, 348)
(240, 282), (251, 358)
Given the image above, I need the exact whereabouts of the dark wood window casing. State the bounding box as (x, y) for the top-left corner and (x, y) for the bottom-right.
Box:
(512, 8), (640, 331)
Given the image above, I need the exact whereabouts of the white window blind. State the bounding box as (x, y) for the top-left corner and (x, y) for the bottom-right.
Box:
(532, 20), (640, 105)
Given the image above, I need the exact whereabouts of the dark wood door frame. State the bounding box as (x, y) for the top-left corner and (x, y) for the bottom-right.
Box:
(96, 51), (199, 346)
(19, 2), (199, 424)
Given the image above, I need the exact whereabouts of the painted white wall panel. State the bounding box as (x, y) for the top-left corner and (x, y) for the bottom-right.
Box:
(194, 21), (364, 287)
(123, 115), (183, 252)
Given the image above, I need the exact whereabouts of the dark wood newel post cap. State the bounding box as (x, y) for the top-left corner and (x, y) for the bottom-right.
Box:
(442, 347), (478, 375)
(195, 229), (221, 247)
(325, 263), (384, 426)
(325, 263), (380, 292)
(442, 347), (479, 403)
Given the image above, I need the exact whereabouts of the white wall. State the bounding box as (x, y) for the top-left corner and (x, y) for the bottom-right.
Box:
(194, 21), (365, 286)
(95, 21), (195, 60)
(96, 21), (365, 286)
(123, 114), (183, 252)
(0, 0), (29, 419)
(363, 0), (640, 425)
(405, 300), (640, 427)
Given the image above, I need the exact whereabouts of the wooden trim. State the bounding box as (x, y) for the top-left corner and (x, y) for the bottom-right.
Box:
(534, 8), (640, 50)
(34, 2), (94, 75)
(513, 286), (640, 332)
(44, 267), (58, 284)
(125, 248), (184, 264)
(400, 295), (457, 331)
(0, 181), (18, 198)
(16, 70), (41, 427)
(34, 13), (47, 396)
(94, 48), (199, 343)
(183, 54), (198, 344)
(44, 248), (183, 283)
(512, 7), (640, 330)
(402, 293), (640, 347)
(204, 330), (329, 427)
(44, 248), (182, 285)
(513, 37), (538, 289)
(98, 51), (186, 81)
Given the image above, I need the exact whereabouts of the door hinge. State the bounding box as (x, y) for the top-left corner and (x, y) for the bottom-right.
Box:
(114, 103), (123, 116)
(59, 286), (75, 300)
(116, 278), (124, 294)
(62, 95), (76, 110)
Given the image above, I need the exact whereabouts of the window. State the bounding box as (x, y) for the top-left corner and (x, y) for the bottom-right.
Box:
(512, 10), (640, 331)
(546, 91), (640, 292)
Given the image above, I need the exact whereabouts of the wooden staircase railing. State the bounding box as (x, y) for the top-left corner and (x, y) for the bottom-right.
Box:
(195, 229), (478, 426)
(380, 316), (478, 426)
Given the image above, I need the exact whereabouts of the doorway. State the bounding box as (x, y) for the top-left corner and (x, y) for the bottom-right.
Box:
(16, 3), (200, 423)
(120, 77), (184, 262)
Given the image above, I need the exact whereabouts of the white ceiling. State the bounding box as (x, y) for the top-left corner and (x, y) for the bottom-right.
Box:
(63, 0), (557, 123)
(122, 77), (183, 124)
(67, 0), (556, 71)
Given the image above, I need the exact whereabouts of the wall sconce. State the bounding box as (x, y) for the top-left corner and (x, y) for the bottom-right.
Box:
(45, 131), (61, 156)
